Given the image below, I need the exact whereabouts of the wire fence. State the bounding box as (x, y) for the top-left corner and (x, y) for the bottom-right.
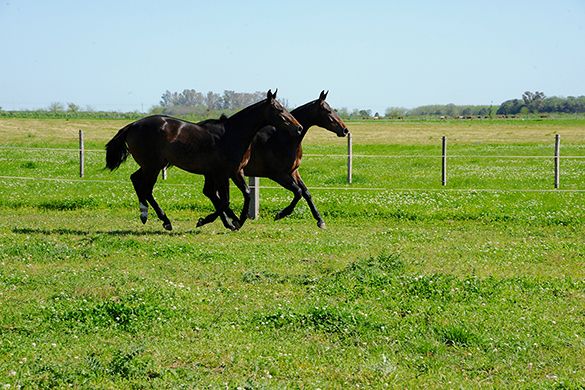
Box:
(1, 132), (584, 196)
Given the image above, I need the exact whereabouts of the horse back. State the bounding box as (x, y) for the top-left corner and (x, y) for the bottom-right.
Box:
(125, 115), (226, 172)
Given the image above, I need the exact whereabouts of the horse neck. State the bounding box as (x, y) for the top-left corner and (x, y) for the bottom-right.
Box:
(290, 104), (316, 143)
(225, 102), (270, 155)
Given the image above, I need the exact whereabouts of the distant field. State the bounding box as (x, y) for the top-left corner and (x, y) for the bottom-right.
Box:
(1, 116), (585, 146)
(0, 117), (584, 387)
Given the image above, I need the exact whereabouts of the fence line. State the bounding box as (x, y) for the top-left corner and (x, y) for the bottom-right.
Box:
(3, 134), (585, 210)
(1, 175), (584, 193)
(3, 147), (585, 159)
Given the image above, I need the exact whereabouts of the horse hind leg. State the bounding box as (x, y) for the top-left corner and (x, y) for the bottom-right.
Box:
(130, 169), (150, 224)
(201, 176), (238, 231)
(132, 167), (173, 230)
(143, 170), (173, 231)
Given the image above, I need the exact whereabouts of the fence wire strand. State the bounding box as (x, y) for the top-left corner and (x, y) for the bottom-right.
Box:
(1, 175), (584, 193)
(2, 146), (585, 159)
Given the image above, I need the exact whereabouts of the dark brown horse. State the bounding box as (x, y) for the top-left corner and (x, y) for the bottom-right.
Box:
(105, 90), (302, 231)
(196, 90), (349, 229)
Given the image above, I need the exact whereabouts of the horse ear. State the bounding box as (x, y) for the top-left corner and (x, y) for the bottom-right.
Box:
(267, 89), (277, 100)
(319, 90), (328, 101)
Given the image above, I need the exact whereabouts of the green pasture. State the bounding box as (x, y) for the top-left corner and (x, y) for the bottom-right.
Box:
(0, 118), (584, 388)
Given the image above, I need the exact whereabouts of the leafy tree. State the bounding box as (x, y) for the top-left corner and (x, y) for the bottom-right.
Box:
(48, 102), (64, 112)
(385, 107), (407, 118)
(159, 89), (266, 116)
(67, 102), (80, 113)
(522, 91), (545, 113)
(496, 99), (524, 115)
(358, 109), (372, 118)
(336, 107), (350, 119)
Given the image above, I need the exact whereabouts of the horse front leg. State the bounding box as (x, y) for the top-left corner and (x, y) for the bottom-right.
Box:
(271, 174), (303, 221)
(195, 211), (220, 227)
(230, 170), (251, 228)
(294, 171), (325, 229)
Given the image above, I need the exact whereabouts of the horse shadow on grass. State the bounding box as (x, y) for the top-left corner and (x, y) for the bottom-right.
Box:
(11, 227), (202, 237)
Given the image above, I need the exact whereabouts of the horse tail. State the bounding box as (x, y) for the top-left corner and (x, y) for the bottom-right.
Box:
(105, 124), (131, 171)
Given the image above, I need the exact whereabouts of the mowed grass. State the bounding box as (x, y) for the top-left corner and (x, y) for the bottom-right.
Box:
(0, 117), (584, 388)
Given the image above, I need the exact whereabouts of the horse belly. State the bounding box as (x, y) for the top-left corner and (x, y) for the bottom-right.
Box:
(167, 148), (224, 175)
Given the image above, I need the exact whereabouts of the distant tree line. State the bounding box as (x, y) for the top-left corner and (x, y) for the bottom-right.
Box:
(150, 89), (269, 116)
(380, 92), (585, 119)
(2, 90), (584, 120)
(0, 101), (142, 119)
(496, 92), (585, 115)
(385, 104), (494, 118)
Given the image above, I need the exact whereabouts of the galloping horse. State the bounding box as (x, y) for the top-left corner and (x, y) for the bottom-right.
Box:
(196, 90), (349, 229)
(105, 90), (302, 231)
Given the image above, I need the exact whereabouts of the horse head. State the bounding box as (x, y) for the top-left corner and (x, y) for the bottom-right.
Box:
(313, 90), (349, 137)
(265, 89), (303, 136)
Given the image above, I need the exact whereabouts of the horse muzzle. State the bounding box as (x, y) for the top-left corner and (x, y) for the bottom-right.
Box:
(338, 128), (349, 137)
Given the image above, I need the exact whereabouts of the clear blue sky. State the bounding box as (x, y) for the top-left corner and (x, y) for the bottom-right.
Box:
(1, 1), (584, 114)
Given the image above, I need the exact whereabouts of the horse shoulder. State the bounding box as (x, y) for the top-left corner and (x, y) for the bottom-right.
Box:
(291, 146), (303, 171)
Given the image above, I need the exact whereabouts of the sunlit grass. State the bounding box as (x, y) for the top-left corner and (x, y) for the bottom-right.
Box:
(0, 118), (584, 387)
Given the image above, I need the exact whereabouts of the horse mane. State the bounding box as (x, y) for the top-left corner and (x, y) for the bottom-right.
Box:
(226, 98), (267, 123)
(197, 116), (227, 126)
(291, 99), (318, 115)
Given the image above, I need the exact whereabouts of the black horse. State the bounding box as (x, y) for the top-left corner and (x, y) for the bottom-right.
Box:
(105, 90), (302, 231)
(196, 91), (349, 229)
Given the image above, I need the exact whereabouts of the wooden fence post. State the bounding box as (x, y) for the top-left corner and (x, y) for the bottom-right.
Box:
(441, 136), (447, 186)
(248, 176), (259, 219)
(554, 134), (560, 189)
(79, 130), (84, 178)
(347, 132), (353, 184)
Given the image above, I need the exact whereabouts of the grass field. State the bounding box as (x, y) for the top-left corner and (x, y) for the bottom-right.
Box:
(1, 117), (584, 388)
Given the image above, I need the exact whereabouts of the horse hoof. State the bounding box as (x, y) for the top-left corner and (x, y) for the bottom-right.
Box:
(140, 215), (148, 224)
(274, 213), (283, 221)
(163, 222), (173, 231)
(317, 221), (326, 229)
(196, 218), (205, 228)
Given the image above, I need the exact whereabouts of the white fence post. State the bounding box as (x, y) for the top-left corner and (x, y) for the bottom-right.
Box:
(79, 130), (84, 178)
(162, 166), (167, 180)
(248, 176), (259, 219)
(554, 134), (560, 189)
(441, 136), (447, 186)
(347, 132), (353, 184)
